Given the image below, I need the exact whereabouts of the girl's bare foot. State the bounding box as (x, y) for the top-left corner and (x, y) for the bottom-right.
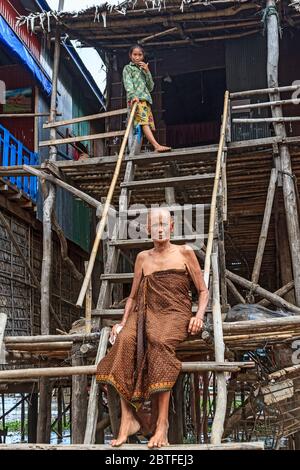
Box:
(154, 145), (172, 153)
(148, 419), (169, 448)
(111, 415), (140, 447)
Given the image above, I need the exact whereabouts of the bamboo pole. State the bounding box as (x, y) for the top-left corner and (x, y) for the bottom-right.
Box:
(232, 98), (300, 110)
(211, 253), (227, 445)
(43, 108), (127, 129)
(266, 0), (300, 307)
(39, 130), (125, 147)
(230, 84), (300, 98)
(84, 327), (111, 444)
(233, 117), (300, 123)
(204, 91), (229, 286)
(251, 168), (277, 284)
(85, 262), (92, 334)
(226, 270), (300, 314)
(77, 102), (138, 308)
(4, 333), (99, 344)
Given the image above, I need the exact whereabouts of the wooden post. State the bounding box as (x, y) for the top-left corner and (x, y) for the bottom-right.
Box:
(251, 168), (277, 284)
(278, 212), (296, 304)
(217, 195), (227, 310)
(84, 327), (110, 444)
(266, 0), (300, 307)
(210, 252), (227, 444)
(71, 346), (88, 444)
(0, 313), (7, 364)
(168, 375), (184, 444)
(57, 387), (63, 443)
(28, 393), (38, 443)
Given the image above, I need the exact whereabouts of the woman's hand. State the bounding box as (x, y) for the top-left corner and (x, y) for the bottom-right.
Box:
(139, 62), (149, 73)
(188, 316), (204, 335)
(110, 323), (124, 342)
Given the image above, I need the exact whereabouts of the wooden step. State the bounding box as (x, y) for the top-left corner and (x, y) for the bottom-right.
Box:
(120, 173), (215, 190)
(108, 234), (206, 249)
(0, 442), (264, 450)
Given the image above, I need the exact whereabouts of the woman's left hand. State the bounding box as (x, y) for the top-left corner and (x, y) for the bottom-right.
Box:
(188, 316), (204, 335)
(139, 62), (149, 72)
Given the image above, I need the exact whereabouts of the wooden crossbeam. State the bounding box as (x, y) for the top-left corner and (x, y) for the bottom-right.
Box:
(43, 108), (128, 129)
(39, 130), (126, 147)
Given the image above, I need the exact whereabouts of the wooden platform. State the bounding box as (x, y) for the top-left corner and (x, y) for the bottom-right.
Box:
(0, 442), (264, 450)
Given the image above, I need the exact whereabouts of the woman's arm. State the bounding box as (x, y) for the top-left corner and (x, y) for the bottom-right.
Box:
(122, 65), (136, 102)
(184, 246), (209, 335)
(120, 251), (144, 326)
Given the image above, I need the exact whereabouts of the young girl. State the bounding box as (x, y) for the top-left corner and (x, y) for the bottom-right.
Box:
(123, 45), (171, 153)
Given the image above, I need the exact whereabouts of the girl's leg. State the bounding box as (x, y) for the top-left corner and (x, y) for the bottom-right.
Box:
(142, 125), (171, 152)
(111, 396), (140, 447)
(148, 391), (170, 448)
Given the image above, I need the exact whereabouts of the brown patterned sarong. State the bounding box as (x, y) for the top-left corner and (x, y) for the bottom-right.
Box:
(96, 268), (192, 409)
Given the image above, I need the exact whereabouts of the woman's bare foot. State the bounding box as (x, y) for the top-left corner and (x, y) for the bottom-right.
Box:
(154, 145), (171, 153)
(111, 415), (140, 447)
(148, 419), (169, 448)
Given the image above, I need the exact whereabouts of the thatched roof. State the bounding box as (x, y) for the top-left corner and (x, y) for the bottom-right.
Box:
(16, 0), (300, 51)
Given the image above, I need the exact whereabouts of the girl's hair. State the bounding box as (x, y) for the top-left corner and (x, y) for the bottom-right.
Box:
(129, 44), (145, 58)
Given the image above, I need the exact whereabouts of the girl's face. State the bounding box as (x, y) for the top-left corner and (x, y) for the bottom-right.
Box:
(130, 48), (144, 64)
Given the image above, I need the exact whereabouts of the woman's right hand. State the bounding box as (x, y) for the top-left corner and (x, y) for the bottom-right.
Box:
(111, 323), (124, 338)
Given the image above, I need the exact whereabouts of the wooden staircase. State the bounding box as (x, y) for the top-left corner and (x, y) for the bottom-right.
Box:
(83, 91), (257, 447)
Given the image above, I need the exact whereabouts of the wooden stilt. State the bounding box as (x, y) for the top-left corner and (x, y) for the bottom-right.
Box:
(38, 22), (61, 443)
(211, 252), (227, 444)
(71, 346), (88, 444)
(266, 0), (300, 307)
(168, 374), (184, 444)
(28, 393), (38, 443)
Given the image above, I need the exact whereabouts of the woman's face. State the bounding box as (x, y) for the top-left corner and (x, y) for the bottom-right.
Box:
(130, 48), (144, 64)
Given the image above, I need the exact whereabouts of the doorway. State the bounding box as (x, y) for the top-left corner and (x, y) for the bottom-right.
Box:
(162, 68), (226, 148)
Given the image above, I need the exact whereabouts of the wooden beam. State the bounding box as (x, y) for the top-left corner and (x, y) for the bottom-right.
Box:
(39, 130), (125, 147)
(4, 333), (100, 344)
(43, 108), (127, 129)
(251, 168), (277, 284)
(257, 281), (294, 307)
(204, 91), (229, 285)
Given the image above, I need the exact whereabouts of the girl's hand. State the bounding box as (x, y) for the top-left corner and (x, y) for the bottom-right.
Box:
(131, 97), (140, 105)
(188, 316), (204, 335)
(139, 62), (149, 73)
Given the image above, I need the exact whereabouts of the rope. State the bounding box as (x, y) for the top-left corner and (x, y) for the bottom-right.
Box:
(261, 5), (283, 38)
